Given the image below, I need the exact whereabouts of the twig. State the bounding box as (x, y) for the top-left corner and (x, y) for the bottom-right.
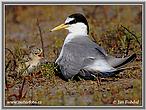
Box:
(121, 25), (142, 49)
(36, 18), (45, 57)
(5, 60), (11, 90)
(5, 48), (16, 59)
(91, 32), (98, 43)
(18, 77), (26, 99)
(8, 78), (27, 100)
(5, 48), (16, 89)
(5, 60), (11, 72)
(124, 38), (132, 57)
(5, 48), (17, 71)
(19, 65), (30, 76)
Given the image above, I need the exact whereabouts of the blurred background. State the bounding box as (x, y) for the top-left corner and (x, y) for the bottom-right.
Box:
(5, 5), (142, 106)
(5, 5), (142, 60)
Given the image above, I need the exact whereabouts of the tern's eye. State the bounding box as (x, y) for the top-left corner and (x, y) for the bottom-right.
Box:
(65, 19), (77, 25)
(69, 19), (77, 24)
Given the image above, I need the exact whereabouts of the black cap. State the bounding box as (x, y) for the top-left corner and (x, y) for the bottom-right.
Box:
(66, 13), (89, 34)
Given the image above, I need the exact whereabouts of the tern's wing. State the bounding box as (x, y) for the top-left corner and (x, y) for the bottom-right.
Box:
(71, 36), (107, 55)
(56, 36), (108, 80)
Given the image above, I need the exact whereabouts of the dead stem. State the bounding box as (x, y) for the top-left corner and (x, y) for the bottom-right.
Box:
(36, 18), (45, 57)
(91, 32), (98, 43)
(121, 25), (142, 50)
(5, 48), (17, 71)
(124, 37), (132, 57)
(18, 77), (26, 99)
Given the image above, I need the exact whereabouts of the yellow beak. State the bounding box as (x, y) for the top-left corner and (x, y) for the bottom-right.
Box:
(50, 23), (69, 32)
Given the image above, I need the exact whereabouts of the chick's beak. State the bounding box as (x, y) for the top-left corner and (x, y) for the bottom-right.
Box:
(50, 23), (69, 32)
(38, 52), (44, 58)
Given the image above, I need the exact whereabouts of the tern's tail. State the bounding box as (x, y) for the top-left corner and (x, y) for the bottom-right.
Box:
(106, 53), (136, 68)
(98, 66), (138, 77)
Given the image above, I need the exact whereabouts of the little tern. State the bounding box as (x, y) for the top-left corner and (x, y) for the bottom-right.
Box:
(51, 13), (136, 80)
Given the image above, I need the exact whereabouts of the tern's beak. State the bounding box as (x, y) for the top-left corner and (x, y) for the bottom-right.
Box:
(50, 23), (69, 32)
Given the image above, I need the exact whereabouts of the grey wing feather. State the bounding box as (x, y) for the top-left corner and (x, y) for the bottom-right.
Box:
(57, 36), (107, 79)
(72, 36), (107, 55)
(57, 44), (84, 79)
(106, 54), (136, 68)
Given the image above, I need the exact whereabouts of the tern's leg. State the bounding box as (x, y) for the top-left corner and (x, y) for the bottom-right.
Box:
(78, 69), (97, 80)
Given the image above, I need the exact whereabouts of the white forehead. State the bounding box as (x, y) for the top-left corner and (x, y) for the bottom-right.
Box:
(65, 17), (74, 23)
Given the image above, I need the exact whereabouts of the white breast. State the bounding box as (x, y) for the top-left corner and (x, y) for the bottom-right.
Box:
(55, 22), (88, 63)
